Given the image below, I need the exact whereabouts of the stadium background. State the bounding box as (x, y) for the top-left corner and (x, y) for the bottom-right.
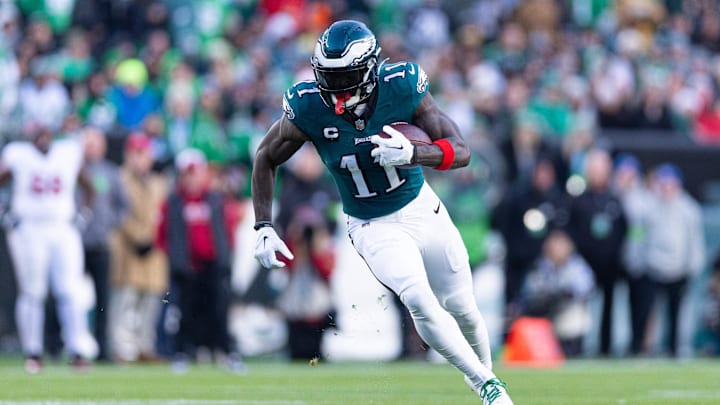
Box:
(0, 0), (719, 365)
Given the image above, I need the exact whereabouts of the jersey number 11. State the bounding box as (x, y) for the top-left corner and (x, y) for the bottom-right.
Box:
(340, 154), (406, 198)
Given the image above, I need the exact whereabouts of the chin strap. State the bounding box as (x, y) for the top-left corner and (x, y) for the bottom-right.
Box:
(334, 92), (351, 115)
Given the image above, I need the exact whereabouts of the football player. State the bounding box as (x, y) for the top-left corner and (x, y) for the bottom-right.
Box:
(0, 123), (98, 372)
(252, 20), (512, 404)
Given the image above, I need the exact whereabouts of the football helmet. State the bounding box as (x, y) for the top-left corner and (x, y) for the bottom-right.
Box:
(311, 20), (381, 114)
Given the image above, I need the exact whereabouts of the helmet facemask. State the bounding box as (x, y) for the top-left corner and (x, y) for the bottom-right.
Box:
(313, 57), (378, 114)
(311, 21), (381, 115)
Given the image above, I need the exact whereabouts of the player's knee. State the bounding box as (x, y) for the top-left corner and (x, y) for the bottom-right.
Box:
(399, 285), (442, 321)
(18, 284), (48, 303)
(442, 292), (480, 324)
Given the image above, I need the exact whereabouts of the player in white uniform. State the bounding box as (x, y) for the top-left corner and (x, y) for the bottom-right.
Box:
(0, 124), (97, 373)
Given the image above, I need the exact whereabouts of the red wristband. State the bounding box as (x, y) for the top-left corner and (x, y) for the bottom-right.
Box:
(433, 139), (455, 170)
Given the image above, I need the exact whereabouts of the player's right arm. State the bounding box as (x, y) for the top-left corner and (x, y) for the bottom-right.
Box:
(252, 115), (308, 223)
(251, 115), (308, 268)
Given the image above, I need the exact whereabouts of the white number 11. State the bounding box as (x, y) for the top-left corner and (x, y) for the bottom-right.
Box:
(340, 154), (406, 198)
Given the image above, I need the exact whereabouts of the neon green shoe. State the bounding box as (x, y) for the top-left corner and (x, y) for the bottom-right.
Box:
(464, 376), (514, 405)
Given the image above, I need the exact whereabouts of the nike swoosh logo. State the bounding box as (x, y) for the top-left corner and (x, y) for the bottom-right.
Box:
(433, 201), (441, 214)
(388, 145), (403, 150)
(263, 236), (268, 248)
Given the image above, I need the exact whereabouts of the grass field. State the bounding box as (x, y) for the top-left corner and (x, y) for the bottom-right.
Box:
(0, 358), (719, 404)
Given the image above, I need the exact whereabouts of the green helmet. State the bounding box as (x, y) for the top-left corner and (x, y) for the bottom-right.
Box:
(311, 20), (381, 113)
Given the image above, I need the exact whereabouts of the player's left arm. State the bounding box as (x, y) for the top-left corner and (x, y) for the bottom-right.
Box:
(411, 92), (470, 169)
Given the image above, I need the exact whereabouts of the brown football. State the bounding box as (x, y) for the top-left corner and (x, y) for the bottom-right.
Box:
(383, 122), (433, 145)
(378, 122), (432, 169)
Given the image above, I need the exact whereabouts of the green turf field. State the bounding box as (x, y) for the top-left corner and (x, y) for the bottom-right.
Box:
(0, 358), (718, 404)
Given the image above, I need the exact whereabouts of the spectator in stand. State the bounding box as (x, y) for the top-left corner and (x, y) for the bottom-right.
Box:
(75, 72), (116, 134)
(406, 0), (451, 58)
(521, 230), (595, 357)
(19, 56), (70, 131)
(18, 0), (75, 36)
(590, 42), (636, 129)
(57, 29), (94, 86)
(486, 21), (529, 76)
(468, 61), (509, 142)
(139, 29), (178, 86)
(162, 61), (197, 158)
(157, 149), (245, 373)
(109, 133), (168, 363)
(645, 163), (705, 356)
(492, 156), (569, 323)
(79, 126), (128, 362)
(0, 2), (21, 142)
(568, 148), (627, 356)
(23, 16), (57, 55)
(499, 116), (565, 189)
(612, 153), (654, 355)
(633, 66), (674, 130)
(188, 84), (230, 166)
(527, 73), (575, 141)
(108, 58), (160, 132)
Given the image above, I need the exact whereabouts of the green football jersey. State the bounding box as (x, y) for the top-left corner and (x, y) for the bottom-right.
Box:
(282, 62), (430, 219)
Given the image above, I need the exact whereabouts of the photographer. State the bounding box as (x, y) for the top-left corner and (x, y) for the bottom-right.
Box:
(275, 206), (336, 360)
(271, 145), (339, 360)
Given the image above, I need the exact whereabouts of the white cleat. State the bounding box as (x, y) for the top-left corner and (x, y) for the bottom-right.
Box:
(464, 375), (514, 405)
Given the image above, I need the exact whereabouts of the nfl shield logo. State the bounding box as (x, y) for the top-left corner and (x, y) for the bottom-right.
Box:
(355, 119), (365, 131)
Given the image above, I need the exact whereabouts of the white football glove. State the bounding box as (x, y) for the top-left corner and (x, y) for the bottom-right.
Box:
(254, 226), (294, 269)
(370, 125), (415, 167)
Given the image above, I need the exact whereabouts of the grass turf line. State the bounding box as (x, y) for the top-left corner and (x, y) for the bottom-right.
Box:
(0, 358), (718, 404)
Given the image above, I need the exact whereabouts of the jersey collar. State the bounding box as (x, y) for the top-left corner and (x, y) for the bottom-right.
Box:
(339, 88), (379, 131)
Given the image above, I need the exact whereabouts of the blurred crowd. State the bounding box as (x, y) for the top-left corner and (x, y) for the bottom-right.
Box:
(1, 0), (720, 365)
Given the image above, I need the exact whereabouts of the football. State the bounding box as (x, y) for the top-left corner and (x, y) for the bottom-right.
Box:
(378, 122), (432, 169)
(384, 122), (433, 145)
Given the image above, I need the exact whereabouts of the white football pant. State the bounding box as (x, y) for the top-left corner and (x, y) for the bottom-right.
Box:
(8, 221), (98, 358)
(348, 182), (495, 387)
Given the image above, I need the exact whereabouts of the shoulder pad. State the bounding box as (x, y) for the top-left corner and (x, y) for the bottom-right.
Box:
(283, 80), (321, 121)
(379, 62), (429, 97)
